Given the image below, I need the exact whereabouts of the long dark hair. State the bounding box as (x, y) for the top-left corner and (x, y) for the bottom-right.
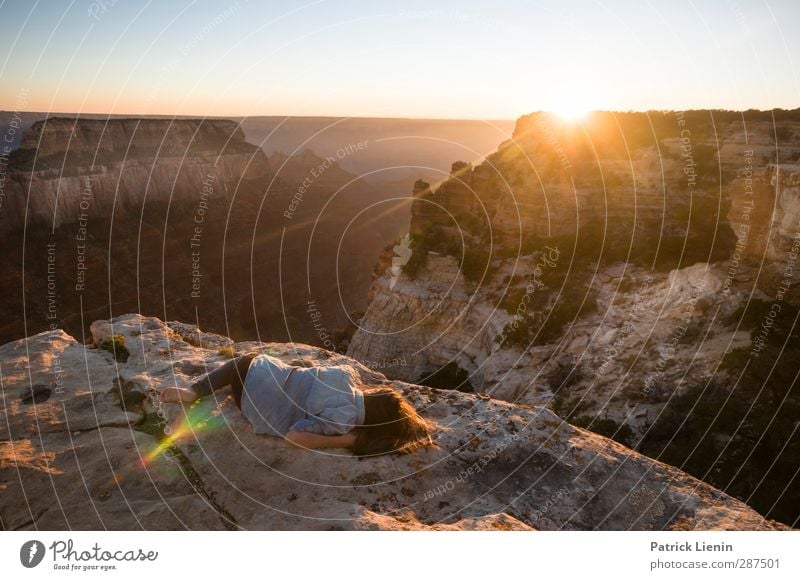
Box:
(352, 387), (434, 457)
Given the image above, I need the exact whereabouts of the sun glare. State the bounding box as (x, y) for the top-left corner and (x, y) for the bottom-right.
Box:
(552, 105), (590, 122)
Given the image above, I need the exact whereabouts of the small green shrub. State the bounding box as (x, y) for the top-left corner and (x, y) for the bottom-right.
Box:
(677, 321), (706, 345)
(99, 334), (130, 362)
(461, 213), (488, 237)
(551, 392), (589, 421)
(725, 298), (773, 330)
(218, 346), (236, 359)
(549, 361), (583, 392)
(422, 225), (447, 252)
(498, 290), (597, 348)
(402, 248), (428, 279)
(497, 314), (536, 348)
(460, 246), (493, 283)
(538, 291), (597, 343)
(720, 347), (749, 371)
(501, 286), (527, 315)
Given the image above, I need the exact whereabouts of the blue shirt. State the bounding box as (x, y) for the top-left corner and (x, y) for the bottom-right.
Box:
(240, 354), (366, 437)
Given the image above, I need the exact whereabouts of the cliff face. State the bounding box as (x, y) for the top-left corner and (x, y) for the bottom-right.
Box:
(348, 109), (800, 526)
(406, 111), (800, 264)
(19, 117), (257, 158)
(0, 117), (407, 348)
(1, 118), (269, 237)
(352, 110), (800, 383)
(0, 314), (783, 530)
(349, 256), (752, 426)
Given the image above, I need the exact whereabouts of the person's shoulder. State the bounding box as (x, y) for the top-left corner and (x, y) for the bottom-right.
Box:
(314, 364), (359, 390)
(249, 353), (293, 372)
(315, 363), (357, 377)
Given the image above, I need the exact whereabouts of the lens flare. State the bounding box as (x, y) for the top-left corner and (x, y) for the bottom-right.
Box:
(141, 403), (227, 467)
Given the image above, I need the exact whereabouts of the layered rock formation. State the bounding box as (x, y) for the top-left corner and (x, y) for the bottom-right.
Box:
(348, 109), (800, 526)
(405, 111), (800, 260)
(1, 112), (515, 193)
(351, 110), (800, 388)
(0, 314), (783, 530)
(0, 117), (407, 347)
(1, 117), (270, 237)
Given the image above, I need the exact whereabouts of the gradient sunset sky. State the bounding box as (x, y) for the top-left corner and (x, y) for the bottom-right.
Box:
(1, 0), (798, 119)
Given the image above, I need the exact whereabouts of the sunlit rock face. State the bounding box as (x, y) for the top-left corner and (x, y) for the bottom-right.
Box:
(351, 111), (800, 399)
(0, 313), (783, 530)
(348, 110), (800, 527)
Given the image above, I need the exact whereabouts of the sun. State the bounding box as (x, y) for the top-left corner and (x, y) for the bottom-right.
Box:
(552, 105), (590, 122)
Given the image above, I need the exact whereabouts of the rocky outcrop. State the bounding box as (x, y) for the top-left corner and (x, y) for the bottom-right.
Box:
(349, 256), (750, 412)
(348, 109), (800, 526)
(0, 313), (783, 530)
(350, 110), (800, 402)
(19, 117), (258, 159)
(404, 111), (800, 262)
(727, 163), (800, 299)
(0, 118), (270, 238)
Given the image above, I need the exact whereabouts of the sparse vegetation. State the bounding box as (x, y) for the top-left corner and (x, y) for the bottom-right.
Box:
(402, 246), (428, 279)
(551, 392), (587, 422)
(636, 378), (800, 526)
(98, 334), (130, 362)
(677, 320), (706, 345)
(402, 231), (439, 279)
(500, 285), (527, 314)
(549, 360), (584, 392)
(725, 298), (774, 329)
(497, 288), (598, 348)
(638, 296), (800, 525)
(460, 245), (493, 284)
(774, 125), (793, 143)
(218, 346), (236, 359)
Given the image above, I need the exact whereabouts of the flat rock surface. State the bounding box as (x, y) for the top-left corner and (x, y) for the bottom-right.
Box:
(0, 314), (785, 530)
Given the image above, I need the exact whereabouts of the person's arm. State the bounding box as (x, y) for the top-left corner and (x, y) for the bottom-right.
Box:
(284, 430), (356, 450)
(289, 404), (357, 436)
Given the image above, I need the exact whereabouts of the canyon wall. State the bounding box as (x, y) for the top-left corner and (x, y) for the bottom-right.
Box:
(1, 118), (270, 238)
(348, 109), (800, 525)
(0, 117), (406, 347)
(352, 110), (800, 385)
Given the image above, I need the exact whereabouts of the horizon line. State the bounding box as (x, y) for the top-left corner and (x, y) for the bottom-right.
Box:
(4, 107), (800, 122)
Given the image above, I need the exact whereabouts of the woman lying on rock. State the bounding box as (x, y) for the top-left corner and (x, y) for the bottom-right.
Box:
(160, 354), (434, 456)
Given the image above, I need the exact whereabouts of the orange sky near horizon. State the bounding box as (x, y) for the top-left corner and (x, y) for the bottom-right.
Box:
(1, 1), (799, 120)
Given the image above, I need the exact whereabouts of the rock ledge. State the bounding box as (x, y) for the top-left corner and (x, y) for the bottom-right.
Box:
(0, 314), (784, 530)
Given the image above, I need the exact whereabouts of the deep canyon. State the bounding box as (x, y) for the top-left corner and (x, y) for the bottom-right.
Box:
(1, 110), (798, 529)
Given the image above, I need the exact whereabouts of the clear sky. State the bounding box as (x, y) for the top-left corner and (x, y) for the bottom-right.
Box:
(1, 0), (798, 119)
